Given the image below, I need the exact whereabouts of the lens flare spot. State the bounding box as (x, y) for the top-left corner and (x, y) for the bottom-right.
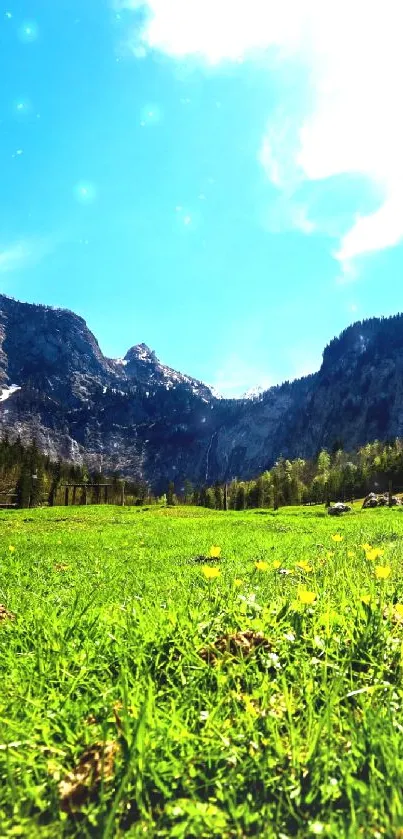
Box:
(14, 99), (32, 116)
(74, 182), (97, 204)
(18, 20), (39, 42)
(140, 103), (162, 126)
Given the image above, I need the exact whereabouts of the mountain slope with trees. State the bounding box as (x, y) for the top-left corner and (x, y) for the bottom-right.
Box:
(195, 438), (403, 510)
(1, 294), (403, 490)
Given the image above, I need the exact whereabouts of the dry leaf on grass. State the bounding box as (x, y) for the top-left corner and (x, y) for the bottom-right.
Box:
(199, 630), (272, 664)
(384, 604), (403, 625)
(0, 604), (15, 623)
(59, 740), (119, 812)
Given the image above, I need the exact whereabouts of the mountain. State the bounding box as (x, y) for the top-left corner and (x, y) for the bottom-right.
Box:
(0, 294), (402, 491)
(241, 385), (266, 400)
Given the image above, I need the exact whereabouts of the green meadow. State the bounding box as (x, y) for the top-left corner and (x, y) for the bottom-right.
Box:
(1, 503), (403, 838)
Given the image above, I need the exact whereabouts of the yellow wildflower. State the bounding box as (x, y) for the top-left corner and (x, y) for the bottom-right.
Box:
(234, 578), (243, 587)
(255, 560), (269, 571)
(361, 543), (372, 552)
(374, 565), (391, 580)
(366, 548), (385, 562)
(331, 534), (343, 543)
(243, 696), (259, 717)
(295, 561), (312, 573)
(201, 566), (220, 580)
(298, 590), (317, 605)
(272, 560), (281, 570)
(209, 546), (221, 559)
(347, 551), (356, 558)
(8, 545), (15, 552)
(391, 604), (403, 623)
(361, 594), (371, 605)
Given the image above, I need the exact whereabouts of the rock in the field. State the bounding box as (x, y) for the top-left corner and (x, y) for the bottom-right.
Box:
(327, 502), (351, 516)
(362, 493), (379, 509)
(362, 492), (402, 508)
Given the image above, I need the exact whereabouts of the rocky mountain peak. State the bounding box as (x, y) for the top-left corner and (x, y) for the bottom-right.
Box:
(124, 343), (158, 364)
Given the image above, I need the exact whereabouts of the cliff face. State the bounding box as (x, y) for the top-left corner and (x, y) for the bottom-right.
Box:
(1, 294), (402, 490)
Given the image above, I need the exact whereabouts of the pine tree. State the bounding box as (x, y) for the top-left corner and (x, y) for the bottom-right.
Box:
(214, 482), (223, 510)
(167, 481), (176, 506)
(256, 476), (265, 508)
(205, 488), (216, 508)
(184, 480), (194, 505)
(235, 485), (246, 510)
(16, 464), (31, 508)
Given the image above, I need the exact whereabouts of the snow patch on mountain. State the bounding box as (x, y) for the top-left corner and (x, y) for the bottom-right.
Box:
(242, 385), (265, 400)
(0, 384), (21, 402)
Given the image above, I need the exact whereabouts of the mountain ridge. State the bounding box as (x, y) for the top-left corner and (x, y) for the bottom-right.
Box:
(0, 293), (402, 490)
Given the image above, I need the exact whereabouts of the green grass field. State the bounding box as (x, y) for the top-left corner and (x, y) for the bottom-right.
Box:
(1, 503), (403, 838)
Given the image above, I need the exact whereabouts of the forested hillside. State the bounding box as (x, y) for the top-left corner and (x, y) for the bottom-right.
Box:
(196, 439), (403, 510)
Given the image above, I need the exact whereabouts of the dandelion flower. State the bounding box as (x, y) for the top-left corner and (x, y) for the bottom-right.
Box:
(255, 560), (269, 571)
(272, 560), (281, 570)
(395, 603), (403, 619)
(298, 590), (317, 605)
(202, 566), (220, 580)
(234, 578), (243, 587)
(209, 545), (221, 558)
(374, 565), (391, 580)
(366, 548), (385, 561)
(331, 534), (343, 542)
(8, 545), (15, 552)
(361, 594), (371, 605)
(295, 561), (313, 573)
(361, 543), (372, 552)
(347, 551), (356, 558)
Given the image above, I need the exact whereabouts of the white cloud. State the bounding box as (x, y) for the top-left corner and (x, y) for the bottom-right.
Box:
(263, 194), (315, 235)
(119, 0), (403, 267)
(0, 238), (55, 274)
(335, 193), (403, 263)
(116, 0), (305, 63)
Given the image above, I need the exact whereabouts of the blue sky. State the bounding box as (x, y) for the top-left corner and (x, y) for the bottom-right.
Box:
(1, 0), (402, 396)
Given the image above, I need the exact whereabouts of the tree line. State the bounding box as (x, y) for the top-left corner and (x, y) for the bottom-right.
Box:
(3, 434), (403, 510)
(171, 438), (403, 510)
(0, 436), (148, 508)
